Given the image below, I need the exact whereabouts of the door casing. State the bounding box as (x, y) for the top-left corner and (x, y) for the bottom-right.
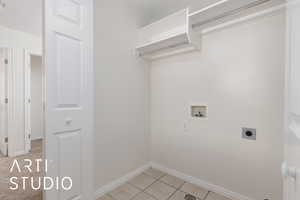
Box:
(0, 48), (9, 156)
(283, 0), (300, 199)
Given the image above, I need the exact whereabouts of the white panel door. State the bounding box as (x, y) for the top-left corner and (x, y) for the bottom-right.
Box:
(44, 0), (94, 199)
(283, 0), (300, 199)
(7, 48), (27, 157)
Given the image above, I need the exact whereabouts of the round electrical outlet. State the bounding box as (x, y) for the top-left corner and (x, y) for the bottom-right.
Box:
(245, 131), (253, 137)
(242, 128), (256, 140)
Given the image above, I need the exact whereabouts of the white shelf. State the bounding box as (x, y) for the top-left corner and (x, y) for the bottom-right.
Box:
(136, 9), (201, 60)
(136, 0), (283, 60)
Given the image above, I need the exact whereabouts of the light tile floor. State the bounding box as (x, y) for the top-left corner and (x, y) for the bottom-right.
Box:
(98, 168), (232, 200)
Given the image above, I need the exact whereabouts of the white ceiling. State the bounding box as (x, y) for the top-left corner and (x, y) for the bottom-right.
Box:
(0, 0), (218, 36)
(0, 0), (42, 36)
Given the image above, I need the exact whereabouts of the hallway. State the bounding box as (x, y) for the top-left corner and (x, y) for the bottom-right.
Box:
(0, 140), (42, 200)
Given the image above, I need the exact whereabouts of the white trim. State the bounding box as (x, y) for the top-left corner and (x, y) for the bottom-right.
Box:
(31, 137), (43, 141)
(94, 164), (151, 199)
(201, 3), (286, 34)
(150, 162), (256, 200)
(86, 0), (95, 198)
(24, 50), (31, 154)
(0, 47), (8, 156)
(283, 1), (300, 199)
(189, 0), (229, 17)
(283, 4), (290, 199)
(26, 53), (44, 148)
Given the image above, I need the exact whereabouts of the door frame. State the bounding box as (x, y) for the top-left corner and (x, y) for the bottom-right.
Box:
(0, 47), (9, 156)
(283, 0), (300, 199)
(283, 3), (291, 198)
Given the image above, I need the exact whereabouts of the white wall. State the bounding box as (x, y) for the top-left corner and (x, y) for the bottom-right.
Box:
(94, 1), (150, 189)
(30, 55), (43, 140)
(150, 11), (285, 200)
(0, 0), (42, 36)
(0, 25), (42, 54)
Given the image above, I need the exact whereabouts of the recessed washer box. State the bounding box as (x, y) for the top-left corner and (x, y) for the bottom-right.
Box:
(191, 105), (207, 118)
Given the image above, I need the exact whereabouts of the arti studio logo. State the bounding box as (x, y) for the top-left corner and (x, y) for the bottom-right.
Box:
(9, 159), (72, 191)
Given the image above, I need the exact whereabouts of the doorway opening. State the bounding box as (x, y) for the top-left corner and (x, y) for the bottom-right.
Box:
(0, 48), (44, 200)
(27, 54), (44, 154)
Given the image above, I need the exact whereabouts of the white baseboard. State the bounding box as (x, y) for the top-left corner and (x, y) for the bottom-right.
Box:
(94, 163), (151, 199)
(10, 150), (27, 157)
(150, 162), (256, 200)
(31, 137), (43, 141)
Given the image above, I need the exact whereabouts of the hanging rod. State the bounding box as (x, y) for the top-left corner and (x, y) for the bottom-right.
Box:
(191, 0), (272, 29)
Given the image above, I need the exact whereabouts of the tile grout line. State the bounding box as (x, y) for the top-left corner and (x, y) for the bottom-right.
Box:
(203, 191), (210, 200)
(160, 177), (186, 190)
(127, 172), (164, 200)
(142, 174), (166, 200)
(148, 172), (186, 200)
(107, 193), (118, 200)
(109, 171), (182, 200)
(142, 170), (180, 200)
(165, 187), (179, 200)
(157, 173), (178, 200)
